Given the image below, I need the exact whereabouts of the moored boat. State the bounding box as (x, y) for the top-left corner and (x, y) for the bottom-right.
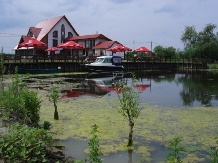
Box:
(85, 56), (124, 73)
(18, 67), (62, 74)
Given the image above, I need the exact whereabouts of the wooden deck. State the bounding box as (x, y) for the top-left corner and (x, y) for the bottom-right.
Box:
(2, 56), (208, 74)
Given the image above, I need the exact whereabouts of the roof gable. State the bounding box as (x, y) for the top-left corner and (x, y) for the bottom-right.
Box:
(29, 27), (42, 39)
(93, 41), (119, 49)
(35, 15), (79, 41)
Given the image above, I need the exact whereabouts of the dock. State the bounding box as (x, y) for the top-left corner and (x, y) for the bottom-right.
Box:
(3, 58), (208, 74)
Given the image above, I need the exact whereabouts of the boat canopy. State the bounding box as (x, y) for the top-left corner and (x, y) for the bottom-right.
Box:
(112, 56), (122, 66)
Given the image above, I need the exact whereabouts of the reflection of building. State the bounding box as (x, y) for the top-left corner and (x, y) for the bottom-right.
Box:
(14, 15), (121, 57)
(61, 76), (124, 98)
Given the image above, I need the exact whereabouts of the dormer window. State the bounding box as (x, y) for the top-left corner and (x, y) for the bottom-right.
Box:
(53, 31), (58, 38)
(29, 32), (33, 37)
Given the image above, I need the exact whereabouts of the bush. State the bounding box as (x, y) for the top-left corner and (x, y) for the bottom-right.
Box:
(0, 67), (41, 127)
(0, 124), (53, 162)
(20, 90), (41, 127)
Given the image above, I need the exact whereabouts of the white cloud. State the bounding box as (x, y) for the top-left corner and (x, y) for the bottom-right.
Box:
(1, 0), (218, 53)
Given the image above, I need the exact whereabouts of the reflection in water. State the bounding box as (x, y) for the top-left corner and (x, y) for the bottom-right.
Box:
(60, 74), (151, 99)
(128, 149), (133, 163)
(61, 76), (123, 98)
(24, 70), (218, 107)
(175, 71), (218, 107)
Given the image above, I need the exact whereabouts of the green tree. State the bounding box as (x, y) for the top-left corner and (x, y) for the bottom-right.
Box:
(181, 24), (218, 62)
(153, 45), (165, 59)
(48, 88), (59, 120)
(165, 46), (176, 59)
(181, 26), (198, 47)
(198, 24), (218, 61)
(115, 74), (141, 147)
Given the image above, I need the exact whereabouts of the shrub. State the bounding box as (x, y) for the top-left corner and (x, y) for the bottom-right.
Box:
(43, 121), (51, 130)
(0, 67), (41, 127)
(0, 124), (53, 162)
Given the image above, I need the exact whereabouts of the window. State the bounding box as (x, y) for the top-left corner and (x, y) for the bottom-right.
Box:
(68, 32), (73, 37)
(53, 39), (58, 47)
(28, 32), (33, 37)
(61, 24), (65, 43)
(53, 31), (58, 38)
(103, 58), (111, 63)
(86, 40), (90, 48)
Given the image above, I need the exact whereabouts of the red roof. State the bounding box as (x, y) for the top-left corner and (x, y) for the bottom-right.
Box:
(93, 41), (118, 49)
(18, 35), (33, 44)
(34, 15), (79, 40)
(29, 27), (42, 39)
(66, 34), (112, 41)
(21, 35), (32, 42)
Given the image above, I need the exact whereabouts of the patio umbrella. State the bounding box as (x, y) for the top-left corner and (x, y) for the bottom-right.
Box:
(18, 38), (47, 48)
(57, 41), (85, 49)
(107, 44), (132, 52)
(57, 41), (85, 56)
(45, 47), (60, 52)
(134, 46), (151, 53)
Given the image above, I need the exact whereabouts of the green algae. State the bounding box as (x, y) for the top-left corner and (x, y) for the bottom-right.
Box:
(36, 87), (218, 161)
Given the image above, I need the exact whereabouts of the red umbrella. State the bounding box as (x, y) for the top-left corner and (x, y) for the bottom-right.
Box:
(107, 44), (132, 52)
(135, 84), (150, 91)
(18, 38), (47, 48)
(134, 46), (151, 53)
(57, 41), (85, 49)
(45, 47), (60, 52)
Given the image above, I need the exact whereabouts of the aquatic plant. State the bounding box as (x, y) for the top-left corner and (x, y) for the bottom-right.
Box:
(48, 87), (59, 120)
(166, 137), (186, 163)
(209, 137), (218, 163)
(86, 124), (103, 163)
(74, 124), (102, 163)
(115, 73), (141, 147)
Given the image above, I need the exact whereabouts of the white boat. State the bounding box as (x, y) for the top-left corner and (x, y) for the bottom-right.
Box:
(85, 56), (124, 73)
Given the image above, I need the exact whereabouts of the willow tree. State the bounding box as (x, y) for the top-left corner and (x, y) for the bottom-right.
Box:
(115, 74), (141, 146)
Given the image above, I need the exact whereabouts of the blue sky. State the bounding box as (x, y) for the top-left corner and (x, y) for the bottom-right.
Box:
(0, 0), (218, 53)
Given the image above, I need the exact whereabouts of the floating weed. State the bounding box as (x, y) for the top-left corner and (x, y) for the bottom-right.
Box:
(38, 92), (218, 160)
(183, 153), (206, 162)
(136, 146), (152, 162)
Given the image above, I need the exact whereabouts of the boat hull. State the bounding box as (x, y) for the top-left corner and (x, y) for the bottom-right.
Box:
(85, 65), (124, 73)
(18, 68), (62, 74)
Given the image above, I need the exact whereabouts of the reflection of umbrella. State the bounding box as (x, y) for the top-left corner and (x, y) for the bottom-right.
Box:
(134, 46), (151, 53)
(107, 44), (132, 52)
(18, 38), (47, 48)
(57, 41), (85, 49)
(45, 47), (59, 51)
(135, 84), (150, 91)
